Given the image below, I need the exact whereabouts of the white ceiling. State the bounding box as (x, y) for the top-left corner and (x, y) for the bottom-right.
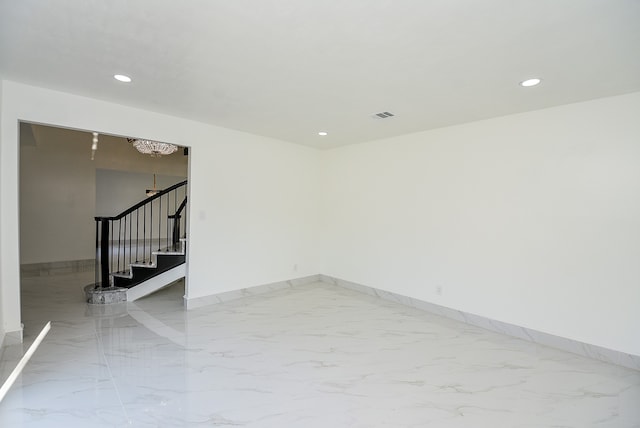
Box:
(1, 0), (639, 149)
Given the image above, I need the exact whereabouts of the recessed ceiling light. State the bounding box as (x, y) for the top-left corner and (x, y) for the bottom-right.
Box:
(520, 78), (541, 87)
(114, 74), (132, 83)
(318, 131), (328, 136)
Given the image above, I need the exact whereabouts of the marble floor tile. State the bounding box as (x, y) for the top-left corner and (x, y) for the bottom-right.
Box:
(1, 272), (639, 427)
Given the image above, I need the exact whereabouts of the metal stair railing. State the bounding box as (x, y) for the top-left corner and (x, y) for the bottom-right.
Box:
(94, 180), (187, 289)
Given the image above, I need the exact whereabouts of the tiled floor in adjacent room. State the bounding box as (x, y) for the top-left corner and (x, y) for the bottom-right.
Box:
(0, 272), (638, 427)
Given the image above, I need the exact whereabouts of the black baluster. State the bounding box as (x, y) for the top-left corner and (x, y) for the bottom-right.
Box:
(110, 220), (114, 275)
(129, 212), (132, 266)
(95, 220), (99, 288)
(158, 195), (162, 251)
(123, 215), (127, 270)
(101, 219), (110, 287)
(150, 198), (153, 263)
(118, 218), (122, 273)
(136, 209), (139, 262)
(183, 189), (187, 243)
(143, 204), (147, 264)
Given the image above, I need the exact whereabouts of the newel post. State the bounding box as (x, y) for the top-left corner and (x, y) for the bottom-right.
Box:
(99, 219), (110, 288)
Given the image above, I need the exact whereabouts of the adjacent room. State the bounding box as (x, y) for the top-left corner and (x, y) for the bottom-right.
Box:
(1, 1), (639, 426)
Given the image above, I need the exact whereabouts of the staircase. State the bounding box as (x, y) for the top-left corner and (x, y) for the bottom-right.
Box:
(111, 238), (186, 286)
(92, 180), (188, 302)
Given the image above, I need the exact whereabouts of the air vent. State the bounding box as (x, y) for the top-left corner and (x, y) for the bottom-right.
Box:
(372, 111), (395, 119)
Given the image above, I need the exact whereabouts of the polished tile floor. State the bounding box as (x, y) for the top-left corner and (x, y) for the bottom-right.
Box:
(0, 272), (639, 427)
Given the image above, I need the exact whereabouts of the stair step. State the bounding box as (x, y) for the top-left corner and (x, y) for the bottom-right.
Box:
(111, 271), (133, 279)
(129, 262), (157, 269)
(109, 238), (187, 289)
(152, 239), (187, 256)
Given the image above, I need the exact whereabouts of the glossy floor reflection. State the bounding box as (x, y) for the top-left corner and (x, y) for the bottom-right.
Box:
(1, 272), (639, 427)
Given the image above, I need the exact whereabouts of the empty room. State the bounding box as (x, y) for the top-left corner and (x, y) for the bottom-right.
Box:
(0, 1), (639, 427)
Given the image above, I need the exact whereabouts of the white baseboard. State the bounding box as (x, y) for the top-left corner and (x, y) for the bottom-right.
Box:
(320, 275), (640, 372)
(157, 272), (640, 371)
(184, 274), (320, 310)
(0, 327), (23, 348)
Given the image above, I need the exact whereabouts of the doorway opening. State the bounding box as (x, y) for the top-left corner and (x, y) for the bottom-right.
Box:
(18, 122), (189, 341)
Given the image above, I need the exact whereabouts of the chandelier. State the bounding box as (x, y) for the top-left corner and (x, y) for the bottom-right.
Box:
(128, 138), (178, 157)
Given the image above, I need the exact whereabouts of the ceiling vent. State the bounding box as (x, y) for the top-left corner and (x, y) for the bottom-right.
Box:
(372, 111), (395, 119)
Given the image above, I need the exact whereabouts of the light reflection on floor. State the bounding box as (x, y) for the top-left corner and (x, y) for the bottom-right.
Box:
(1, 271), (639, 427)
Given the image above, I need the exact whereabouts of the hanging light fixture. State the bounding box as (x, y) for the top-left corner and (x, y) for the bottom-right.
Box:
(146, 174), (161, 197)
(127, 138), (178, 157)
(90, 132), (99, 160)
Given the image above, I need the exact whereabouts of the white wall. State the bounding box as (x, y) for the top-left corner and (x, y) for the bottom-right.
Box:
(0, 79), (5, 345)
(187, 130), (321, 297)
(1, 81), (321, 337)
(322, 92), (640, 356)
(20, 127), (97, 264)
(95, 170), (186, 218)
